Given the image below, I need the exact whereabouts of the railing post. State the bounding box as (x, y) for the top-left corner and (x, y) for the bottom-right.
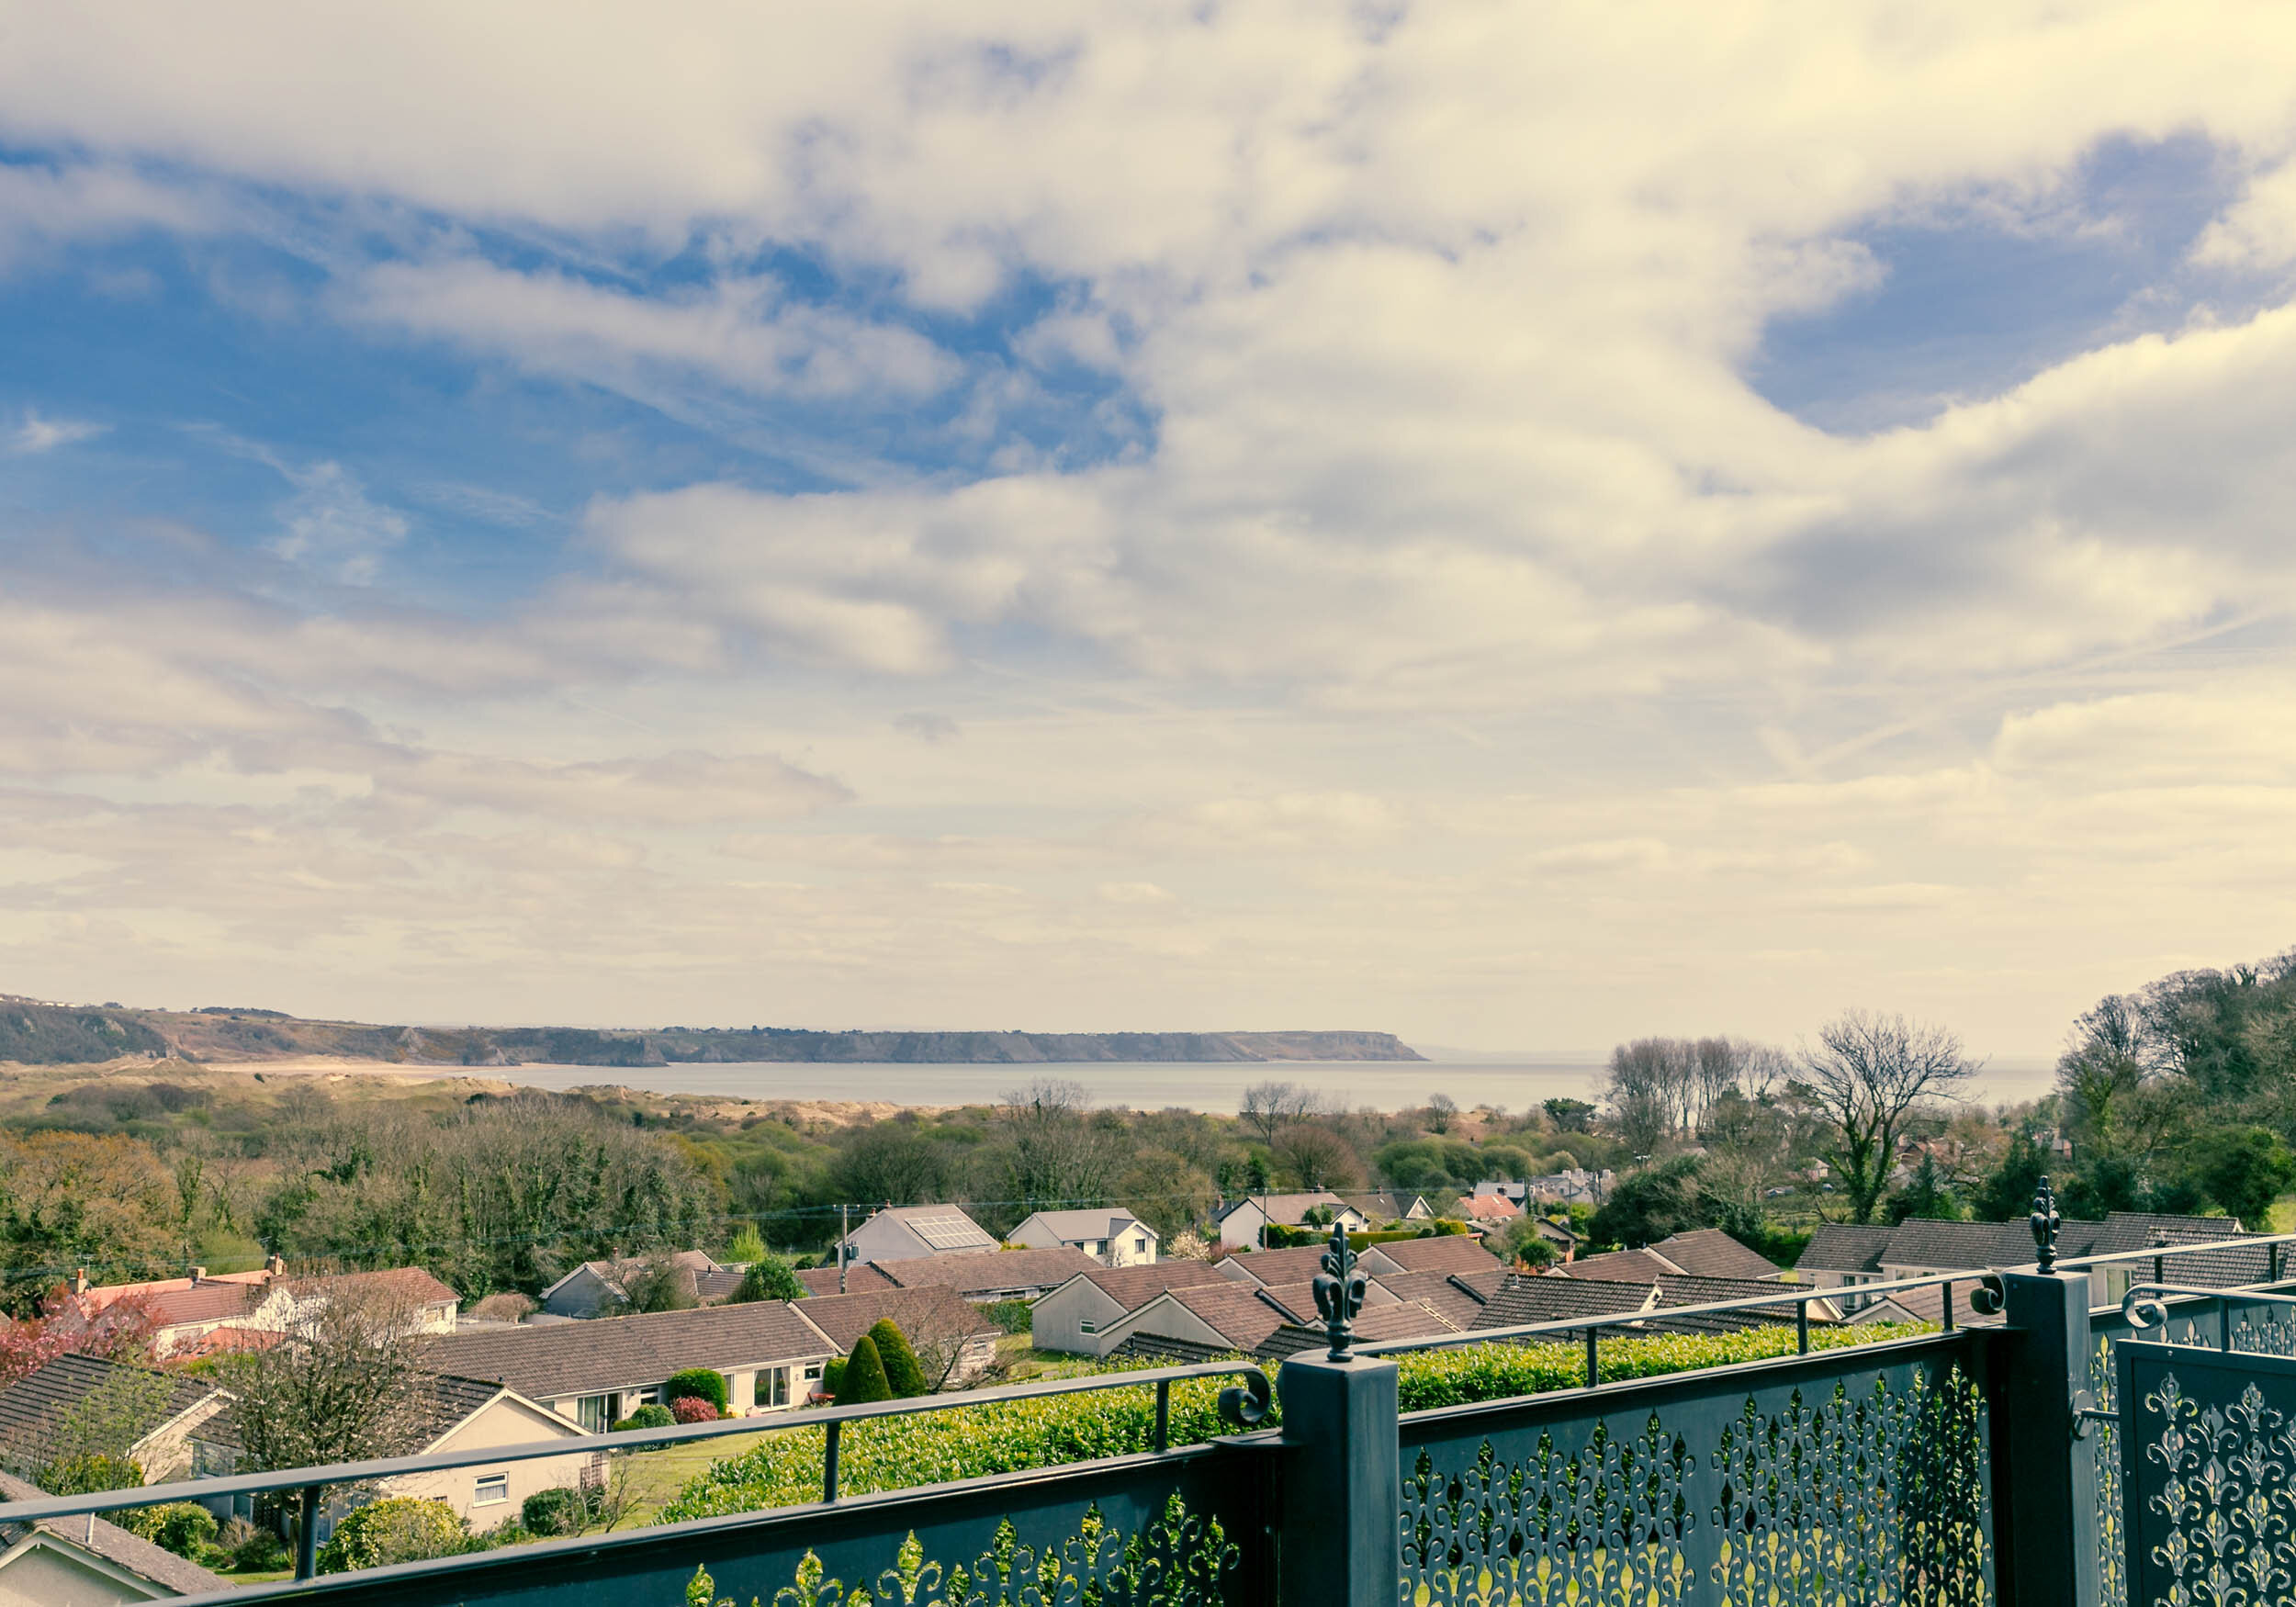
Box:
(295, 1484), (322, 1580)
(1276, 1222), (1401, 1607)
(1995, 1179), (2100, 1607)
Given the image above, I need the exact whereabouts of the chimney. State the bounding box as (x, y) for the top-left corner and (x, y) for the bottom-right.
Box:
(72, 1268), (88, 1295)
(190, 1266), (206, 1285)
(265, 1253), (286, 1278)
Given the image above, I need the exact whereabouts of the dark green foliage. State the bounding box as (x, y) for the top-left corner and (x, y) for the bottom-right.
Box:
(867, 1319), (928, 1398)
(984, 1298), (1033, 1334)
(521, 1487), (591, 1537)
(1544, 1097), (1597, 1132)
(2185, 1126), (2296, 1226)
(732, 1253), (805, 1304)
(839, 1335), (892, 1404)
(663, 1368), (729, 1413)
(1587, 1154), (1708, 1248)
(316, 1498), (470, 1575)
(611, 1403), (676, 1432)
(1972, 1129), (2052, 1223)
(125, 1502), (217, 1559)
(821, 1357), (848, 1396)
(1886, 1152), (1964, 1224)
(227, 1521), (290, 1573)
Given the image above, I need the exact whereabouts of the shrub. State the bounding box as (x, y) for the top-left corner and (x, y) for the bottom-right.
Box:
(867, 1319), (929, 1398)
(42, 1454), (143, 1494)
(612, 1403), (677, 1433)
(984, 1299), (1033, 1335)
(224, 1520), (289, 1573)
(664, 1368), (729, 1415)
(733, 1253), (805, 1304)
(661, 1324), (1930, 1524)
(316, 1498), (469, 1575)
(521, 1486), (591, 1537)
(672, 1394), (720, 1423)
(821, 1357), (847, 1397)
(838, 1336), (891, 1404)
(125, 1502), (218, 1559)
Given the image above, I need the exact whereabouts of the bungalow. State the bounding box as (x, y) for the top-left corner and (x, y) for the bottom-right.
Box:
(1644, 1229), (1785, 1282)
(834, 1206), (998, 1266)
(1006, 1209), (1158, 1266)
(1356, 1235), (1504, 1281)
(421, 1298), (838, 1431)
(796, 1262), (898, 1298)
(1210, 1192), (1368, 1251)
(1030, 1262), (1234, 1358)
(0, 1355), (235, 1485)
(796, 1287), (1000, 1388)
(1339, 1192), (1434, 1226)
(537, 1252), (744, 1319)
(1797, 1209), (2265, 1310)
(367, 1375), (599, 1526)
(1457, 1192), (1520, 1225)
(1369, 1267), (1505, 1330)
(75, 1264), (459, 1358)
(872, 1246), (1099, 1303)
(1094, 1281), (1300, 1358)
(0, 1469), (226, 1602)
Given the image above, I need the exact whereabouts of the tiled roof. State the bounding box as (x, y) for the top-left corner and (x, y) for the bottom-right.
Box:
(1650, 1275), (1812, 1328)
(1072, 1260), (1232, 1310)
(1018, 1208), (1145, 1241)
(81, 1268), (269, 1313)
(1883, 1218), (2106, 1271)
(1257, 1300), (1458, 1360)
(1164, 1283), (1291, 1352)
(1649, 1229), (1782, 1282)
(1471, 1274), (1655, 1330)
(859, 1206), (999, 1254)
(798, 1262), (899, 1298)
(1255, 1282), (1325, 1324)
(402, 1373), (513, 1450)
(295, 1266), (459, 1309)
(1373, 1268), (1502, 1329)
(793, 1287), (998, 1354)
(1368, 1237), (1504, 1277)
(1459, 1194), (1520, 1219)
(1559, 1247), (1680, 1283)
(1797, 1224), (1894, 1275)
(2088, 1212), (2270, 1287)
(1214, 1245), (1334, 1286)
(878, 1247), (1097, 1298)
(1108, 1332), (1232, 1365)
(421, 1298), (834, 1400)
(144, 1279), (268, 1328)
(0, 1354), (222, 1464)
(1340, 1192), (1426, 1222)
(0, 1468), (228, 1596)
(1213, 1191), (1351, 1226)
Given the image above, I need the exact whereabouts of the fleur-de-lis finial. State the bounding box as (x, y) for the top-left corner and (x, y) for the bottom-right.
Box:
(2031, 1175), (2061, 1274)
(1311, 1218), (1367, 1360)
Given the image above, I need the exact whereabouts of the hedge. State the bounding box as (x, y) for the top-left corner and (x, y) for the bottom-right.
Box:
(316, 1498), (469, 1575)
(660, 1323), (1927, 1523)
(663, 1368), (729, 1414)
(869, 1319), (929, 1399)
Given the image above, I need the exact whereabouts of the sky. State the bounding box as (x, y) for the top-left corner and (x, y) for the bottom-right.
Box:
(6, 5), (2296, 1059)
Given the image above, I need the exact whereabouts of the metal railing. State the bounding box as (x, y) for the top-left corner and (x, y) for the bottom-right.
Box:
(0, 1357), (1273, 1584)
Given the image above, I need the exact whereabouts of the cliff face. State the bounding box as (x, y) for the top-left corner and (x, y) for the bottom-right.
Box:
(5, 1001), (1422, 1066)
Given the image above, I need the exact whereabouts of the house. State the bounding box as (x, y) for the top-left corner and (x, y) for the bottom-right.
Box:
(1645, 1229), (1785, 1282)
(1796, 1209), (2265, 1310)
(793, 1287), (999, 1388)
(835, 1206), (999, 1266)
(1095, 1281), (1300, 1358)
(1472, 1181), (1528, 1208)
(1471, 1273), (1658, 1330)
(1553, 1247), (1683, 1284)
(1521, 1169), (1614, 1207)
(1007, 1209), (1158, 1266)
(0, 1469), (227, 1602)
(1340, 1192), (1434, 1226)
(1794, 1224), (1896, 1307)
(1522, 1216), (1584, 1255)
(1030, 1262), (1235, 1358)
(422, 1298), (838, 1430)
(0, 1355), (234, 1485)
(1458, 1192), (1520, 1225)
(368, 1375), (599, 1526)
(1361, 1267), (1504, 1331)
(74, 1264), (459, 1358)
(1210, 1192), (1368, 1251)
(537, 1252), (744, 1319)
(796, 1262), (899, 1298)
(1356, 1235), (1505, 1281)
(1212, 1243), (1354, 1288)
(872, 1246), (1099, 1302)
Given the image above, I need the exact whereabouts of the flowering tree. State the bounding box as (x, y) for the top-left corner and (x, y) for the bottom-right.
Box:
(0, 1286), (158, 1388)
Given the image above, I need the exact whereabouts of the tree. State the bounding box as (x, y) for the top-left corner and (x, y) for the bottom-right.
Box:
(663, 1368), (729, 1415)
(1543, 1098), (1596, 1134)
(867, 1319), (928, 1398)
(831, 1122), (951, 1208)
(1497, 1216), (1559, 1267)
(218, 1282), (431, 1472)
(1795, 1011), (1979, 1224)
(731, 1253), (805, 1304)
(1239, 1083), (1325, 1148)
(1885, 1153), (1963, 1224)
(2186, 1126), (2295, 1227)
(839, 1335), (891, 1404)
(1587, 1154), (1708, 1249)
(17, 1365), (176, 1491)
(1117, 1151), (1216, 1243)
(1972, 1129), (2052, 1223)
(0, 1286), (157, 1388)
(619, 1254), (698, 1314)
(316, 1498), (468, 1575)
(725, 1223), (769, 1264)
(996, 1081), (1122, 1215)
(1271, 1124), (1362, 1191)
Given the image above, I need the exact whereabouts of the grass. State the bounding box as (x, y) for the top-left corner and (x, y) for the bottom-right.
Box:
(590, 1430), (782, 1531)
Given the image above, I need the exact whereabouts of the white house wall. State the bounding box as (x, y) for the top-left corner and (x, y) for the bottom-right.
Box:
(1029, 1282), (1130, 1356)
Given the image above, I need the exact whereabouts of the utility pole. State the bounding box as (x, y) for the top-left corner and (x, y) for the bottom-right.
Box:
(838, 1202), (850, 1294)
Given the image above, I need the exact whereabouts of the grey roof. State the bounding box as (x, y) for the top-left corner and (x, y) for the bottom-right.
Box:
(1649, 1275), (1814, 1331)
(1340, 1192), (1428, 1222)
(1649, 1230), (1783, 1282)
(1017, 1208), (1148, 1242)
(1064, 1259), (1232, 1311)
(793, 1287), (997, 1354)
(1108, 1332), (1232, 1365)
(1255, 1300), (1458, 1360)
(2088, 1212), (2270, 1287)
(877, 1246), (1098, 1298)
(1213, 1191), (1354, 1226)
(0, 1354), (223, 1466)
(0, 1467), (229, 1596)
(1883, 1216), (2110, 1270)
(1797, 1224), (1895, 1275)
(856, 1206), (998, 1253)
(1373, 1268), (1503, 1329)
(421, 1298), (835, 1399)
(1558, 1247), (1681, 1282)
(797, 1262), (899, 1298)
(1471, 1274), (1656, 1330)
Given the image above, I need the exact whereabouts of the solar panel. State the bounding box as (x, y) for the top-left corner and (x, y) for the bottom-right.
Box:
(910, 1213), (994, 1250)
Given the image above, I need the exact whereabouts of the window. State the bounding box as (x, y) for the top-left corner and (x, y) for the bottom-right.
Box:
(474, 1476), (509, 1507)
(576, 1394), (613, 1433)
(1086, 1241), (1102, 1256)
(803, 1364), (823, 1381)
(1133, 1236), (1150, 1255)
(768, 1366), (790, 1407)
(1080, 1320), (1099, 1334)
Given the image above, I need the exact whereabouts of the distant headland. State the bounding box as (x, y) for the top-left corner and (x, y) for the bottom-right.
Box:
(0, 996), (1424, 1067)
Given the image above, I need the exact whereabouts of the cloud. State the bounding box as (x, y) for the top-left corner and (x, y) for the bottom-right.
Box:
(0, 159), (221, 266)
(893, 712), (960, 742)
(6, 410), (106, 454)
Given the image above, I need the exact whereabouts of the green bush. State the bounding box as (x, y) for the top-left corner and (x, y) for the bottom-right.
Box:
(868, 1319), (929, 1398)
(734, 1253), (805, 1304)
(661, 1323), (1931, 1524)
(41, 1454), (144, 1495)
(821, 1357), (848, 1396)
(612, 1403), (678, 1433)
(228, 1523), (291, 1573)
(984, 1299), (1033, 1334)
(521, 1486), (591, 1537)
(664, 1368), (729, 1414)
(839, 1336), (892, 1404)
(316, 1498), (470, 1575)
(125, 1502), (218, 1559)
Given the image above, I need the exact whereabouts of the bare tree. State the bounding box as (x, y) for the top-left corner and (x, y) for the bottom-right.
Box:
(1238, 1082), (1325, 1148)
(1795, 1011), (1980, 1224)
(1271, 1123), (1364, 1191)
(218, 1283), (431, 1472)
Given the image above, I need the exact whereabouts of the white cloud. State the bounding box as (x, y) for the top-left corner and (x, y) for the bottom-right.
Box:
(6, 410), (106, 453)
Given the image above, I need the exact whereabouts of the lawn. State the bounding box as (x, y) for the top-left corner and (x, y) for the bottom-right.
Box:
(591, 1429), (782, 1531)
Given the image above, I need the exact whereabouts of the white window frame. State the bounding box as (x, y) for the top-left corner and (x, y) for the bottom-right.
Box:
(1079, 1320), (1099, 1334)
(474, 1475), (509, 1507)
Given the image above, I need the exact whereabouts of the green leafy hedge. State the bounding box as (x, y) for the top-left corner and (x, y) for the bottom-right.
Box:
(659, 1324), (1927, 1523)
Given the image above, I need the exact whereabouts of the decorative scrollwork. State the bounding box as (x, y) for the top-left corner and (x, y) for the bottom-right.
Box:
(2031, 1176), (2062, 1274)
(685, 1496), (1237, 1607)
(1216, 1368), (1272, 1429)
(2137, 1371), (2296, 1603)
(1313, 1219), (1367, 1360)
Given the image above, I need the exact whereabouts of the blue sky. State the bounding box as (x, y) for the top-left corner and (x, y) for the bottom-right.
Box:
(6, 5), (2296, 1059)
